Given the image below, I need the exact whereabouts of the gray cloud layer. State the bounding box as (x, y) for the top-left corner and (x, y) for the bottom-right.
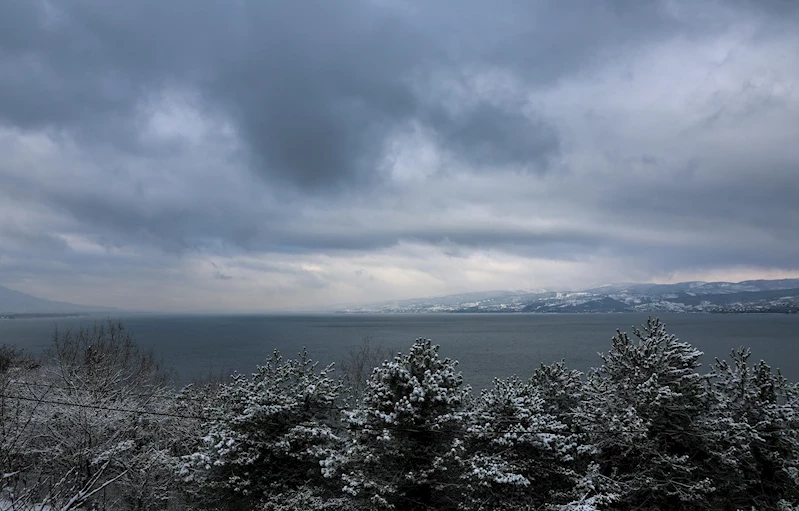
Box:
(1, 0), (798, 310)
(1, 0), (569, 188)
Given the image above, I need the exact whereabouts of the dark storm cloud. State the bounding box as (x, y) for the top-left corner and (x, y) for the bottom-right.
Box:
(0, 0), (723, 191)
(597, 170), (799, 270)
(0, 170), (263, 254)
(1, 152), (610, 263)
(427, 103), (559, 170)
(0, 0), (557, 189)
(1, 165), (598, 256)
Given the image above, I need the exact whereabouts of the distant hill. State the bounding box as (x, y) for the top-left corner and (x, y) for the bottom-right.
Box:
(341, 278), (799, 314)
(0, 285), (120, 315)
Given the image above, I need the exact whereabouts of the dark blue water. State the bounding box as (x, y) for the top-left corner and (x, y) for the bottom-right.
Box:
(1, 313), (797, 390)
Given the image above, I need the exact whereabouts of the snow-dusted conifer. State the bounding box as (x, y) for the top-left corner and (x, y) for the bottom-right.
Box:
(339, 339), (468, 510)
(576, 318), (717, 510)
(528, 360), (583, 426)
(180, 350), (342, 509)
(460, 375), (578, 510)
(710, 347), (799, 509)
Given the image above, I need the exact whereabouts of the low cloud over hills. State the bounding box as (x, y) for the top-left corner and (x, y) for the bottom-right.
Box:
(0, 285), (119, 315)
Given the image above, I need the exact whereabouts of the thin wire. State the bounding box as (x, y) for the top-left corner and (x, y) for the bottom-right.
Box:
(1, 391), (795, 435)
(5, 379), (204, 402)
(0, 393), (206, 420)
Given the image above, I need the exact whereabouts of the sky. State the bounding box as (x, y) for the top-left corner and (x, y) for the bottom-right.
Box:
(1, 0), (798, 312)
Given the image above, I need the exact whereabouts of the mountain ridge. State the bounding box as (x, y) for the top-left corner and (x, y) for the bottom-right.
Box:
(0, 284), (121, 314)
(341, 278), (799, 314)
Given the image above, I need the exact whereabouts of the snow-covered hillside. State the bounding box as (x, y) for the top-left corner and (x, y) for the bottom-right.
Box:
(341, 279), (799, 313)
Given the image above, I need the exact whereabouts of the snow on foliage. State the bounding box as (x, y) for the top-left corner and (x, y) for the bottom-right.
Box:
(1, 322), (182, 510)
(710, 347), (799, 509)
(576, 318), (721, 510)
(460, 374), (579, 510)
(338, 339), (469, 510)
(180, 349), (342, 508)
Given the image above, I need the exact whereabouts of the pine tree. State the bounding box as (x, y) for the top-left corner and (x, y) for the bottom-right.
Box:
(576, 318), (717, 510)
(710, 348), (799, 509)
(180, 350), (342, 509)
(529, 360), (583, 426)
(460, 375), (579, 510)
(337, 339), (469, 510)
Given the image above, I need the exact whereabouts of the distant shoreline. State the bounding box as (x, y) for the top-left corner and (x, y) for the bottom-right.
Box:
(337, 308), (799, 314)
(0, 313), (92, 320)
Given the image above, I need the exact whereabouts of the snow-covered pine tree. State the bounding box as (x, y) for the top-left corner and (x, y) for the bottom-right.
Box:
(710, 347), (799, 509)
(525, 360), (623, 510)
(576, 318), (718, 510)
(460, 375), (579, 510)
(180, 350), (342, 510)
(528, 360), (583, 426)
(338, 339), (468, 510)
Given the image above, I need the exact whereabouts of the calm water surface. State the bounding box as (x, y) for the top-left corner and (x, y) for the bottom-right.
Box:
(1, 313), (797, 390)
